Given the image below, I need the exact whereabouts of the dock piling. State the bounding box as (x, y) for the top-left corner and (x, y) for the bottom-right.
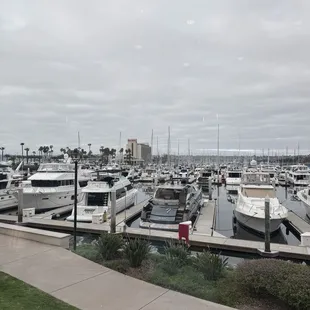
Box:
(111, 190), (116, 233)
(17, 187), (23, 223)
(264, 197), (271, 253)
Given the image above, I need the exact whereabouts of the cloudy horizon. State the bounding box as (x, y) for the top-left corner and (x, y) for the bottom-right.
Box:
(1, 1), (310, 155)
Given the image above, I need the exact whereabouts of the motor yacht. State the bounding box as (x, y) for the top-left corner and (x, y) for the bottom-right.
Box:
(297, 186), (310, 218)
(234, 172), (288, 234)
(287, 165), (310, 187)
(67, 172), (137, 222)
(0, 162), (23, 209)
(139, 182), (203, 231)
(21, 163), (84, 211)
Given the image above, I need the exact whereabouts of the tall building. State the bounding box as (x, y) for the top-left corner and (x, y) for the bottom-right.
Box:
(126, 139), (151, 163)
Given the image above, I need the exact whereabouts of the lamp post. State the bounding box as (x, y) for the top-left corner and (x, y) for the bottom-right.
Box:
(72, 150), (80, 251)
(20, 143), (24, 171)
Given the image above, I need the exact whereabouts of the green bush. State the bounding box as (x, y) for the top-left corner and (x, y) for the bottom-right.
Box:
(193, 250), (228, 281)
(124, 238), (151, 267)
(160, 242), (191, 275)
(236, 259), (310, 310)
(104, 259), (130, 274)
(96, 233), (124, 261)
(150, 265), (217, 301)
(74, 244), (100, 263)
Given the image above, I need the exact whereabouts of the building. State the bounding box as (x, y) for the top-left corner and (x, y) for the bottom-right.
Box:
(126, 139), (152, 164)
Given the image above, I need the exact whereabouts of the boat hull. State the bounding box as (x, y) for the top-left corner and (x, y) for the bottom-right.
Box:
(22, 189), (83, 211)
(297, 190), (310, 218)
(234, 209), (283, 234)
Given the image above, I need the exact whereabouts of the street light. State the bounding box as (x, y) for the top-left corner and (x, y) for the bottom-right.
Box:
(20, 143), (24, 171)
(71, 150), (80, 251)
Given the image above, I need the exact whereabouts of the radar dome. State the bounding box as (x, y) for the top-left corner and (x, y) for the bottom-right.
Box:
(250, 159), (257, 166)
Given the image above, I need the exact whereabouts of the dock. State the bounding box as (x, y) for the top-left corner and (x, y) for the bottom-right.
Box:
(125, 227), (310, 262)
(193, 200), (215, 236)
(283, 210), (310, 239)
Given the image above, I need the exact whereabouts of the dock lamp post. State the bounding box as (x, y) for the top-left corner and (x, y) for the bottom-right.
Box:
(72, 150), (80, 251)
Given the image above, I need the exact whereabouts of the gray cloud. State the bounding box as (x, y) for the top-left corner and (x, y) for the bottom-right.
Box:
(1, 0), (310, 155)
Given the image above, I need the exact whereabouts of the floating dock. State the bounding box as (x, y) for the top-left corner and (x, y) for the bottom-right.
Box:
(283, 210), (310, 239)
(193, 200), (215, 236)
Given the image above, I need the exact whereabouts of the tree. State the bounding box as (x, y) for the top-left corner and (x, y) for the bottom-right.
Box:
(60, 148), (66, 154)
(88, 143), (91, 153)
(49, 145), (53, 157)
(125, 149), (132, 165)
(42, 146), (49, 158)
(103, 147), (110, 164)
(25, 147), (30, 164)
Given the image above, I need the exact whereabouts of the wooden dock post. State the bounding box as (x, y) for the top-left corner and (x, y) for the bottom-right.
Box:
(111, 190), (116, 233)
(17, 187), (23, 223)
(265, 197), (271, 252)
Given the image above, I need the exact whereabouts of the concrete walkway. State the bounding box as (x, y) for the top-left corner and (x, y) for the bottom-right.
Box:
(0, 234), (234, 310)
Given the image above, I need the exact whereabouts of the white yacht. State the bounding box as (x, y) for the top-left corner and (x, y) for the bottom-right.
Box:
(22, 163), (84, 211)
(234, 172), (288, 234)
(225, 170), (242, 186)
(67, 173), (138, 222)
(287, 165), (310, 187)
(297, 187), (310, 218)
(140, 183), (203, 231)
(0, 162), (23, 209)
(139, 167), (157, 183)
(158, 168), (171, 183)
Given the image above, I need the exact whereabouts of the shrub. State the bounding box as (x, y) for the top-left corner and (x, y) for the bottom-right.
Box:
(124, 238), (151, 267)
(160, 242), (191, 275)
(96, 233), (124, 261)
(235, 259), (310, 310)
(193, 250), (228, 281)
(104, 259), (130, 274)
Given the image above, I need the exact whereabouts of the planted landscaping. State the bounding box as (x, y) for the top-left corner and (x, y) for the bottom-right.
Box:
(75, 233), (310, 310)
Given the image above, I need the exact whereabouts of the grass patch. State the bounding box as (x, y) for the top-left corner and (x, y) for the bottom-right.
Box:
(0, 272), (76, 310)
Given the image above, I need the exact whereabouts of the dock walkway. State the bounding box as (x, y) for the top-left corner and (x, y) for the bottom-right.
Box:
(0, 233), (234, 310)
(283, 210), (310, 238)
(194, 200), (215, 236)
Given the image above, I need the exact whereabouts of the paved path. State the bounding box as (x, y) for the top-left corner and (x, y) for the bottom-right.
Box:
(0, 234), (234, 310)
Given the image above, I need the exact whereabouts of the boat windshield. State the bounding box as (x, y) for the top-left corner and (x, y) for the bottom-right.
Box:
(228, 172), (241, 178)
(242, 188), (276, 198)
(38, 164), (74, 172)
(296, 175), (309, 180)
(155, 188), (181, 200)
(87, 192), (109, 206)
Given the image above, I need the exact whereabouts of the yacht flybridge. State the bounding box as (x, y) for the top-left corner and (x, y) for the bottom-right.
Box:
(21, 163), (84, 211)
(234, 172), (288, 234)
(67, 172), (137, 222)
(139, 183), (203, 231)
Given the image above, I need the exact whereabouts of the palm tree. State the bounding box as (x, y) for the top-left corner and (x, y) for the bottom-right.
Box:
(20, 142), (24, 163)
(88, 143), (91, 153)
(103, 147), (110, 164)
(38, 146), (43, 163)
(0, 147), (5, 161)
(43, 146), (49, 158)
(49, 145), (53, 157)
(60, 148), (66, 154)
(25, 147), (30, 164)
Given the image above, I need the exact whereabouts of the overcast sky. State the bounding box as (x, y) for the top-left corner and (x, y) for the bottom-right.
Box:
(1, 0), (310, 155)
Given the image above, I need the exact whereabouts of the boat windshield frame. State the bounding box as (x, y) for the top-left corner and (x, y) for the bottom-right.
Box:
(37, 163), (74, 172)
